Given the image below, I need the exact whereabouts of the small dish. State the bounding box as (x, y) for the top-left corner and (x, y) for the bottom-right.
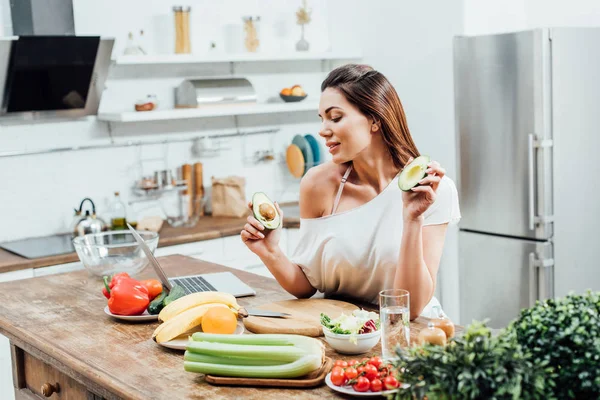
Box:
(304, 134), (321, 166)
(292, 134), (313, 175)
(322, 328), (381, 355)
(280, 94), (307, 103)
(325, 372), (407, 397)
(286, 144), (305, 178)
(159, 320), (245, 350)
(104, 306), (158, 322)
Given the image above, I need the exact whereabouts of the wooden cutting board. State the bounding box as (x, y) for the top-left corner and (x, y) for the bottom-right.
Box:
(205, 357), (332, 388)
(242, 299), (358, 337)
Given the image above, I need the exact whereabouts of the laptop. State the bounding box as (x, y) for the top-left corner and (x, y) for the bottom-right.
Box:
(126, 224), (256, 298)
(167, 271), (256, 298)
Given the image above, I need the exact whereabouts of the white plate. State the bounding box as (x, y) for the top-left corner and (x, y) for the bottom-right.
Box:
(159, 320), (245, 351)
(325, 372), (407, 397)
(104, 306), (159, 322)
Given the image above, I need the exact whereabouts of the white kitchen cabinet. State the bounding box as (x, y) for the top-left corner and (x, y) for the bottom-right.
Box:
(244, 264), (274, 279)
(286, 228), (300, 256)
(0, 270), (28, 400)
(0, 268), (34, 283)
(34, 261), (84, 277)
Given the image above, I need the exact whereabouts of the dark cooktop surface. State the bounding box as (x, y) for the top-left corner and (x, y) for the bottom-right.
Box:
(0, 234), (75, 259)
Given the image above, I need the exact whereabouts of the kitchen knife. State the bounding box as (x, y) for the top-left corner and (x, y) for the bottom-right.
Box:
(127, 223), (173, 291)
(241, 308), (291, 318)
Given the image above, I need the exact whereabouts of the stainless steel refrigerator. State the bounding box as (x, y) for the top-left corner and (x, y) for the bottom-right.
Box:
(454, 28), (600, 328)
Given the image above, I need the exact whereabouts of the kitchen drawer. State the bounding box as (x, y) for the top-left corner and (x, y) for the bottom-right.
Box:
(34, 262), (84, 278)
(11, 346), (98, 400)
(0, 269), (34, 283)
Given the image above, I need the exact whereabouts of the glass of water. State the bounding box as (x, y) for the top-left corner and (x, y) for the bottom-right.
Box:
(379, 289), (410, 361)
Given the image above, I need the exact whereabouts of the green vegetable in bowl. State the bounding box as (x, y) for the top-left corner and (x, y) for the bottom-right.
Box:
(320, 309), (380, 335)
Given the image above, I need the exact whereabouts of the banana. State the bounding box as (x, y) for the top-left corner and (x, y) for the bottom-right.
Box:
(154, 303), (231, 344)
(158, 291), (240, 322)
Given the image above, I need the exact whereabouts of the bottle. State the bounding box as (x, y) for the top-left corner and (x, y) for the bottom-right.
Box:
(417, 322), (447, 346)
(109, 192), (127, 230)
(430, 306), (455, 339)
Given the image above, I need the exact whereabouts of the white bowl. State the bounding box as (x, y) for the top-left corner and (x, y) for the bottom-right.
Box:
(322, 328), (381, 355)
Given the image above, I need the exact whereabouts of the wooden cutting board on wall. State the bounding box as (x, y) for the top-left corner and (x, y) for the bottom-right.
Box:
(243, 299), (359, 337)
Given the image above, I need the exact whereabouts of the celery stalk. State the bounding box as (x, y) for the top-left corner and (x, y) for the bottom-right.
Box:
(186, 341), (306, 362)
(183, 351), (287, 366)
(184, 354), (322, 378)
(190, 333), (325, 356)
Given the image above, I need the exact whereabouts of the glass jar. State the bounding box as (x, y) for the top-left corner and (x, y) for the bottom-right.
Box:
(173, 6), (191, 54)
(242, 16), (260, 52)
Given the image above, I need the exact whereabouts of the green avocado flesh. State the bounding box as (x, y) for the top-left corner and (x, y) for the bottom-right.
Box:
(252, 192), (281, 230)
(398, 155), (430, 191)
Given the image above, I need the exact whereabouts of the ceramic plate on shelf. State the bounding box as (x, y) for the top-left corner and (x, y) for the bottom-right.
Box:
(104, 306), (158, 322)
(325, 372), (408, 397)
(292, 134), (314, 174)
(286, 144), (305, 178)
(304, 134), (321, 166)
(158, 321), (245, 350)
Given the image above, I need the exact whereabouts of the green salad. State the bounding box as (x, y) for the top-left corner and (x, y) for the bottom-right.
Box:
(320, 309), (380, 337)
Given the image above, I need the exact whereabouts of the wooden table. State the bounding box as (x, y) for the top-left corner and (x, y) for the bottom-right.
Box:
(0, 255), (437, 400)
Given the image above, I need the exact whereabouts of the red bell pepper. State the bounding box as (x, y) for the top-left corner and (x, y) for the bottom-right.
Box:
(103, 275), (149, 316)
(102, 272), (137, 299)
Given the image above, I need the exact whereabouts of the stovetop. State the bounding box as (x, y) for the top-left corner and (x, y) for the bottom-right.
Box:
(0, 233), (75, 259)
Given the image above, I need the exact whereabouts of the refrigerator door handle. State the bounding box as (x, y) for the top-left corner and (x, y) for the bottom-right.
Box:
(528, 134), (537, 231)
(529, 251), (555, 307)
(528, 252), (537, 307)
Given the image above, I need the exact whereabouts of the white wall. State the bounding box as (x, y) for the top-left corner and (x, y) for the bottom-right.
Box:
(464, 0), (600, 35)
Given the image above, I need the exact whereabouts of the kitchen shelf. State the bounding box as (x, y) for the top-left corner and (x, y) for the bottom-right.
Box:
(114, 52), (362, 65)
(98, 102), (318, 123)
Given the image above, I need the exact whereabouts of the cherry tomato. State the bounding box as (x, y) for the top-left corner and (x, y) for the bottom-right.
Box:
(347, 359), (359, 367)
(353, 376), (370, 392)
(334, 360), (348, 368)
(368, 356), (383, 369)
(364, 364), (379, 380)
(331, 368), (347, 386)
(378, 370), (388, 379)
(370, 378), (383, 392)
(361, 357), (370, 364)
(383, 376), (400, 390)
(344, 367), (358, 380)
(356, 366), (366, 376)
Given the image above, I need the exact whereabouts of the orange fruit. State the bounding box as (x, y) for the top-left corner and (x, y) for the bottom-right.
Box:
(291, 86), (305, 96)
(281, 88), (292, 96)
(201, 306), (238, 334)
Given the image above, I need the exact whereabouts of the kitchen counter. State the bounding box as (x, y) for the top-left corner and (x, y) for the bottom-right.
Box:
(0, 255), (451, 400)
(0, 205), (301, 275)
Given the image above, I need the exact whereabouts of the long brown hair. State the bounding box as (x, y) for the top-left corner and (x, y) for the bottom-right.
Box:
(321, 64), (419, 169)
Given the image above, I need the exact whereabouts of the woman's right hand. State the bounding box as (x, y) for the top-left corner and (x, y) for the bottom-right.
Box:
(240, 201), (283, 259)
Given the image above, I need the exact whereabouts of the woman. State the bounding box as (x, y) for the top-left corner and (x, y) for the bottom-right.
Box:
(241, 64), (460, 319)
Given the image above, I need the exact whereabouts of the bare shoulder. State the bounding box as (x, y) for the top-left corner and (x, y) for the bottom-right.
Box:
(299, 161), (347, 218)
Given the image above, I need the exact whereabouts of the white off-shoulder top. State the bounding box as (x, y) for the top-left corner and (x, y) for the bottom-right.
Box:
(290, 168), (461, 317)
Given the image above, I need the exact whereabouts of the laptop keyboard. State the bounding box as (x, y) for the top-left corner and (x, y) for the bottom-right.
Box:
(169, 276), (217, 294)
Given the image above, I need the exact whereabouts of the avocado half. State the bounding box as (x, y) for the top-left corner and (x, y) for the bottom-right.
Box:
(398, 155), (431, 191)
(252, 192), (281, 230)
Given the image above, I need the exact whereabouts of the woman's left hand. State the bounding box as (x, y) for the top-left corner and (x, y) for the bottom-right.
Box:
(402, 158), (446, 222)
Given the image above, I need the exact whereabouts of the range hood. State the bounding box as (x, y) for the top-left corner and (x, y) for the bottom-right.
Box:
(0, 36), (114, 120)
(0, 0), (114, 120)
